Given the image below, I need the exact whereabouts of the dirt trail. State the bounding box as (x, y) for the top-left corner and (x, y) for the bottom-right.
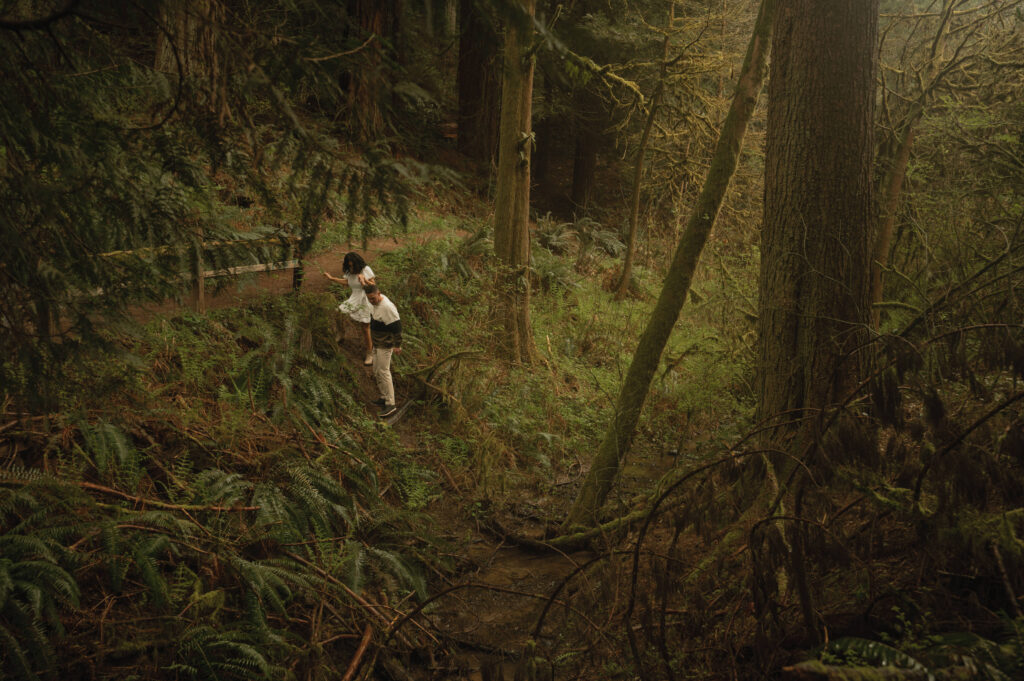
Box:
(130, 229), (462, 320)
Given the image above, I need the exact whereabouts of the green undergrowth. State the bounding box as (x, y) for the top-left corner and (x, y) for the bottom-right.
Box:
(1, 293), (445, 680)
(364, 224), (757, 509)
(1, 207), (764, 680)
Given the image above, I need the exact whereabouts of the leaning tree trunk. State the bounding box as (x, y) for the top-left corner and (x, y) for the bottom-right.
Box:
(492, 0), (537, 364)
(564, 0), (777, 529)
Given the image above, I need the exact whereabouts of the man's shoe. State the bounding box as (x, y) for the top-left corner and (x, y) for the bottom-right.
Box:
(363, 353), (374, 366)
(372, 398), (386, 407)
(379, 404), (397, 418)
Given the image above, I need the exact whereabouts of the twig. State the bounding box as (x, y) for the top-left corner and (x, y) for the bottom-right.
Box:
(341, 623), (374, 681)
(283, 551), (426, 649)
(305, 35), (376, 63)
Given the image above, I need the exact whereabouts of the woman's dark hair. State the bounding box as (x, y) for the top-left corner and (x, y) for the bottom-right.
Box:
(342, 251), (368, 274)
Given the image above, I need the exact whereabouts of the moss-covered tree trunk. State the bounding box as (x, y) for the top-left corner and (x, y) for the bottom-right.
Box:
(492, 0), (537, 364)
(564, 0), (777, 529)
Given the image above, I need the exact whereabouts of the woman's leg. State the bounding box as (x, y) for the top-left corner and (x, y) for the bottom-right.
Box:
(362, 323), (373, 365)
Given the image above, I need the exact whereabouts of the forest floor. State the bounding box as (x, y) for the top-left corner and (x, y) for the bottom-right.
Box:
(127, 225), (658, 680)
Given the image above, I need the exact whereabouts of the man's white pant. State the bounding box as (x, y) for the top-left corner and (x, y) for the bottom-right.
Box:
(373, 346), (395, 405)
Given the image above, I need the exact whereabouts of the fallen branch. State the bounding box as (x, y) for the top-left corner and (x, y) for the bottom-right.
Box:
(0, 473), (258, 512)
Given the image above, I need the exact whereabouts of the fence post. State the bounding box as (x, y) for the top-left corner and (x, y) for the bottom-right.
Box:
(192, 243), (205, 313)
(291, 237), (305, 291)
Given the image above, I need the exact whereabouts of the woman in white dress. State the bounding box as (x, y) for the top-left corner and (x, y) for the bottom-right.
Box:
(323, 251), (376, 365)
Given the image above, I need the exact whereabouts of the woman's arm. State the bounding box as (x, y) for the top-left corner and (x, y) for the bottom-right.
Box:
(323, 271), (348, 285)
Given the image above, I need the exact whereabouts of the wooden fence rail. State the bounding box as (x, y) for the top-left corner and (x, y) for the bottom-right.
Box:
(98, 234), (304, 312)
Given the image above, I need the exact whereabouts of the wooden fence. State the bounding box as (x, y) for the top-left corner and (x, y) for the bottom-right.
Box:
(99, 235), (304, 312)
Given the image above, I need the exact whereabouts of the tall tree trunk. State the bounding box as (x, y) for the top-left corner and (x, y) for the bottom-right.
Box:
(753, 0), (877, 647)
(492, 0), (537, 364)
(457, 0), (501, 168)
(756, 0), (877, 448)
(564, 0), (777, 529)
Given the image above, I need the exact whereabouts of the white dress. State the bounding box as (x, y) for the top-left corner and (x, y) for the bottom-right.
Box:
(337, 265), (374, 323)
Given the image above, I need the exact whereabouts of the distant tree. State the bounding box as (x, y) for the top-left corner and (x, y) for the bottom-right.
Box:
(615, 8), (672, 301)
(457, 0), (501, 167)
(155, 0), (229, 123)
(492, 0), (538, 363)
(347, 0), (398, 143)
(569, 89), (605, 214)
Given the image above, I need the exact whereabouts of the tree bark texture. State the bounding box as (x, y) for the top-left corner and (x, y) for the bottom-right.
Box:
(564, 0), (776, 528)
(756, 0), (877, 449)
(347, 0), (394, 143)
(457, 0), (501, 167)
(492, 0), (537, 364)
(155, 0), (228, 122)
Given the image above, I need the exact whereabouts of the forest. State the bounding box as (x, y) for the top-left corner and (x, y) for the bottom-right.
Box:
(1, 0), (1023, 679)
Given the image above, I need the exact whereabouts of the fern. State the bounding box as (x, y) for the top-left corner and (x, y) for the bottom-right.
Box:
(168, 625), (279, 681)
(365, 546), (427, 600)
(0, 531), (80, 681)
(336, 540), (367, 593)
(190, 469), (253, 508)
(131, 534), (174, 609)
(77, 420), (142, 487)
(821, 637), (932, 676)
(819, 624), (1024, 681)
